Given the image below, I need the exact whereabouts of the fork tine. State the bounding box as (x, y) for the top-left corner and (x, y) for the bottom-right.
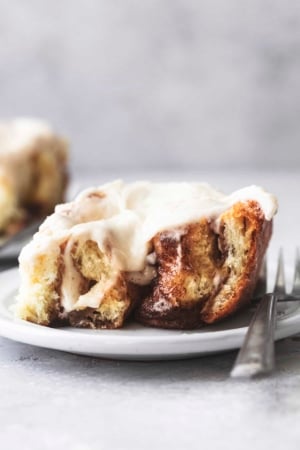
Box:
(291, 248), (300, 296)
(230, 252), (280, 378)
(274, 248), (286, 297)
(253, 258), (267, 298)
(260, 258), (267, 291)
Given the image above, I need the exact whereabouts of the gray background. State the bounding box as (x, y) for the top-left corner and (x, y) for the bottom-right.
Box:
(1, 0), (300, 174)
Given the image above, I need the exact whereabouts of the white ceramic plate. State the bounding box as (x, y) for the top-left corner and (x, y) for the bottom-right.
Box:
(0, 268), (300, 360)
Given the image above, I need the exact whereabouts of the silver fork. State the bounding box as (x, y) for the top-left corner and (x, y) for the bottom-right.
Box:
(230, 249), (300, 378)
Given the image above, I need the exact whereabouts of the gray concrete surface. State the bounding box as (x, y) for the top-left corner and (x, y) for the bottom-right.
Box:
(0, 1), (300, 172)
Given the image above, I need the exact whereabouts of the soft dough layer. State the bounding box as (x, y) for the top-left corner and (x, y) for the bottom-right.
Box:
(15, 181), (277, 329)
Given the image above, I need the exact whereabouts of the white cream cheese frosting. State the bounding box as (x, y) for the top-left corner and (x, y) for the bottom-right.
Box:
(0, 118), (52, 154)
(18, 180), (278, 312)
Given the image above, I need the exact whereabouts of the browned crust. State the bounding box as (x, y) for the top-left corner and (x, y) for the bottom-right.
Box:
(135, 201), (273, 329)
(200, 201), (272, 323)
(135, 220), (221, 329)
(135, 298), (206, 329)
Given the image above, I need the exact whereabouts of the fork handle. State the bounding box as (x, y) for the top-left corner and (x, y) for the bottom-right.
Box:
(230, 293), (277, 378)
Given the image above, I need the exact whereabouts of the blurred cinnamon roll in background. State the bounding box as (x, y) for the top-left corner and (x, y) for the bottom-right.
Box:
(0, 118), (69, 237)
